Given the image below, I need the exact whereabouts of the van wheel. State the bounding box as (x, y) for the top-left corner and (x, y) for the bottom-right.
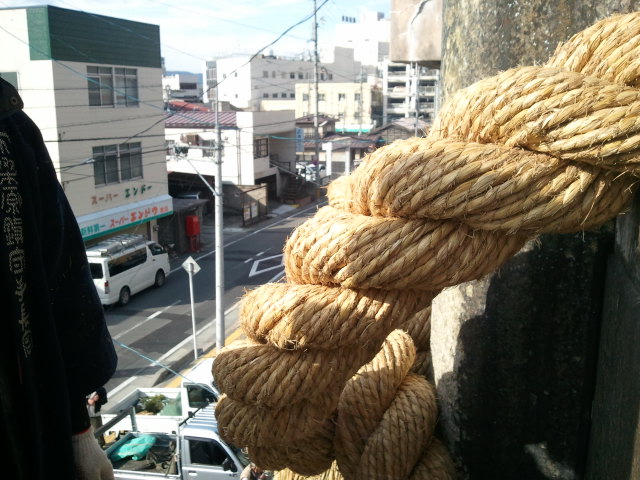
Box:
(154, 270), (166, 287)
(119, 287), (131, 306)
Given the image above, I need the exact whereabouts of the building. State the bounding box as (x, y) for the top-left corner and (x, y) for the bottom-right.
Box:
(0, 5), (170, 243)
(162, 71), (202, 103)
(382, 61), (438, 125)
(212, 48), (362, 112)
(371, 117), (430, 145)
(165, 109), (296, 203)
(323, 11), (390, 69)
(295, 81), (382, 133)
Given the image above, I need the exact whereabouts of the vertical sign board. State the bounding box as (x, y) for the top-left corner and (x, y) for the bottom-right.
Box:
(295, 127), (304, 154)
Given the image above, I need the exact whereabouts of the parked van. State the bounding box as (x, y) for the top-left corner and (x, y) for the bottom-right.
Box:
(86, 234), (171, 306)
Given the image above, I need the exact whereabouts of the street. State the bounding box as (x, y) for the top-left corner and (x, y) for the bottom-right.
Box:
(103, 202), (323, 400)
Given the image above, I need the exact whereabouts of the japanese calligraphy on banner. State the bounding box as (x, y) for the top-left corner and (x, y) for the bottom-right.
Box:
(77, 194), (173, 240)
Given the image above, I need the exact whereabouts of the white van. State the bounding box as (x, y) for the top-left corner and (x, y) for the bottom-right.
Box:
(86, 234), (171, 306)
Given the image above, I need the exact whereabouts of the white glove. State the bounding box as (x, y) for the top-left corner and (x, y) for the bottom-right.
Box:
(72, 428), (115, 480)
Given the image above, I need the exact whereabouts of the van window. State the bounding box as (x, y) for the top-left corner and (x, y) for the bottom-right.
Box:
(148, 242), (165, 255)
(89, 263), (104, 279)
(108, 249), (147, 276)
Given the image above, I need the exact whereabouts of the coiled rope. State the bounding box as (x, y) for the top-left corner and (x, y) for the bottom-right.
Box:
(214, 12), (640, 479)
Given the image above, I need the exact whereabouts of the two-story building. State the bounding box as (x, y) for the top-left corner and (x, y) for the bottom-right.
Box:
(0, 5), (170, 243)
(165, 109), (296, 206)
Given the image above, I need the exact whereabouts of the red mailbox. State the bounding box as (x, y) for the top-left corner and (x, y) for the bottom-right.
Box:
(185, 215), (201, 236)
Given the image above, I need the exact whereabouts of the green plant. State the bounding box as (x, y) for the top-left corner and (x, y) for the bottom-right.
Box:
(141, 394), (167, 414)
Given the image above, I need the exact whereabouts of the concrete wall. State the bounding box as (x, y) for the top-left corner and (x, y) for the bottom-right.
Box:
(429, 1), (640, 478)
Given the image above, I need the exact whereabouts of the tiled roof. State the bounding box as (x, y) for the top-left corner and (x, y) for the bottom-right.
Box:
(165, 111), (237, 128)
(167, 100), (211, 112)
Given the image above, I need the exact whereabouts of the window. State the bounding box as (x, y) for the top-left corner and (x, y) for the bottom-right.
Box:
(187, 438), (231, 467)
(0, 71), (19, 89)
(108, 248), (147, 276)
(298, 72), (303, 79)
(290, 72), (295, 79)
(263, 93), (269, 98)
(148, 243), (166, 255)
(318, 94), (325, 101)
(253, 138), (269, 158)
(263, 71), (269, 78)
(272, 71), (276, 78)
(338, 93), (346, 101)
(93, 142), (142, 185)
(87, 66), (139, 107)
(271, 93), (278, 98)
(289, 93), (295, 98)
(303, 93), (309, 101)
(281, 92), (287, 98)
(355, 93), (361, 102)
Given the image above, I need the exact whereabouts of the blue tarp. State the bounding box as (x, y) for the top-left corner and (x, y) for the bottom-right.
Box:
(110, 434), (157, 461)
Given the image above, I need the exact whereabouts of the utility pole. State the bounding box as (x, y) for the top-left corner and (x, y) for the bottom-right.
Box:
(412, 62), (420, 137)
(313, 0), (320, 188)
(358, 66), (364, 135)
(214, 84), (225, 351)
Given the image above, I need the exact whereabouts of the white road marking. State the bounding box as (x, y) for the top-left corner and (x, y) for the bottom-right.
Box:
(248, 254), (284, 277)
(109, 301), (241, 398)
(111, 300), (180, 340)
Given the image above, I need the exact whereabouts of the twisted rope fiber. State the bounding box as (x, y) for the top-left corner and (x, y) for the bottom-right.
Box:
(214, 12), (640, 479)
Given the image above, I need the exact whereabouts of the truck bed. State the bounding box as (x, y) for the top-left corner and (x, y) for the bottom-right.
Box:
(107, 432), (180, 478)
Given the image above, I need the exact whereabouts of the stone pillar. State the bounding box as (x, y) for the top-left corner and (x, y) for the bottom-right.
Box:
(432, 1), (640, 478)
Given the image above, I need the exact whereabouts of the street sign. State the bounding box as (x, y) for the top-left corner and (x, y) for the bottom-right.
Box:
(182, 256), (201, 275)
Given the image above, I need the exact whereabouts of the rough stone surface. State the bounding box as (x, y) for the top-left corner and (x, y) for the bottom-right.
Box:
(586, 193), (640, 480)
(441, 1), (640, 99)
(433, 2), (640, 479)
(432, 230), (612, 479)
(390, 0), (443, 65)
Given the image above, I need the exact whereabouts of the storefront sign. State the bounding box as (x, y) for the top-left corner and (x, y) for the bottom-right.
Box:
(77, 194), (173, 240)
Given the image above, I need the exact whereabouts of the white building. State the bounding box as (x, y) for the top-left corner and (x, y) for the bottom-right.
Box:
(0, 5), (170, 243)
(213, 49), (362, 112)
(323, 11), (390, 68)
(165, 110), (296, 198)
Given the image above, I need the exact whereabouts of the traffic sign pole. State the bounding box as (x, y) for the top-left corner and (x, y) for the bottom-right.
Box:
(182, 256), (201, 361)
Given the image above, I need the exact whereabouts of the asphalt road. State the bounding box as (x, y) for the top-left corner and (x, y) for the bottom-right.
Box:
(103, 202), (323, 399)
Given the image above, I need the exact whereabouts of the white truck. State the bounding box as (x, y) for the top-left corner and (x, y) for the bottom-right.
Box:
(86, 233), (171, 306)
(106, 406), (250, 480)
(100, 358), (221, 434)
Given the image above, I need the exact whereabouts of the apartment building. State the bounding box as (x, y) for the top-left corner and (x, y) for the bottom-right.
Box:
(382, 61), (438, 125)
(0, 5), (170, 243)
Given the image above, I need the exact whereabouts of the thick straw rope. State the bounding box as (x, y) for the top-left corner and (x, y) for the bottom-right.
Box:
(214, 12), (640, 479)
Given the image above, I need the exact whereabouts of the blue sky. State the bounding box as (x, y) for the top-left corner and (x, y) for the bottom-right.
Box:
(0, 0), (390, 72)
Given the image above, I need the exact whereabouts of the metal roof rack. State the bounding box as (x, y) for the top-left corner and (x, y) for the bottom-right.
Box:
(86, 234), (147, 257)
